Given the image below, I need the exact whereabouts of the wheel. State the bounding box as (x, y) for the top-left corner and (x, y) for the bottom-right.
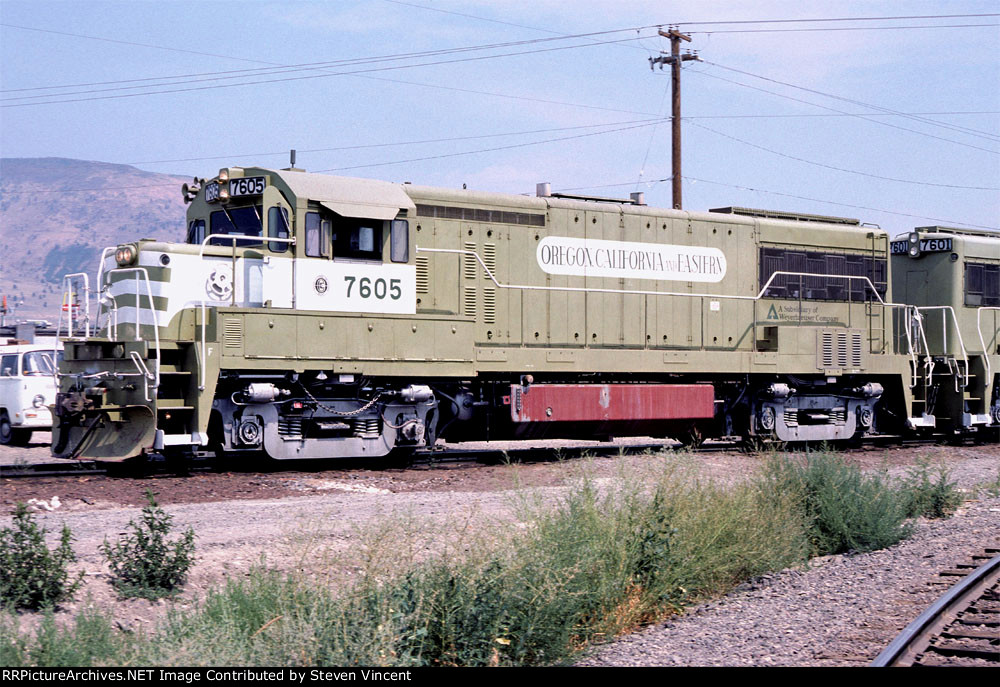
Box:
(674, 422), (706, 449)
(0, 412), (13, 445)
(0, 413), (29, 446)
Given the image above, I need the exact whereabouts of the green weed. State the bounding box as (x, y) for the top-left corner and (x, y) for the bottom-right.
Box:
(101, 490), (195, 599)
(0, 504), (83, 610)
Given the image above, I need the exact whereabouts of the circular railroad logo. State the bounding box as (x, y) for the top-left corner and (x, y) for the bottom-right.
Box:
(205, 265), (233, 300)
(314, 276), (328, 294)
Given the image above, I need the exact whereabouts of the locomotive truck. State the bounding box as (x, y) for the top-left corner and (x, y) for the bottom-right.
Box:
(51, 165), (998, 462)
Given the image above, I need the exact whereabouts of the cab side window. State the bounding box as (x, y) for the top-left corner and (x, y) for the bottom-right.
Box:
(331, 219), (382, 261)
(187, 219), (206, 245)
(305, 212), (329, 258)
(267, 206), (289, 253)
(0, 354), (17, 377)
(390, 220), (409, 263)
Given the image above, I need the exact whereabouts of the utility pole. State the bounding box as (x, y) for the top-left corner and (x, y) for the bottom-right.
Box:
(649, 28), (699, 209)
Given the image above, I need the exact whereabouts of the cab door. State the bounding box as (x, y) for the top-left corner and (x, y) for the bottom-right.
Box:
(251, 184), (294, 308)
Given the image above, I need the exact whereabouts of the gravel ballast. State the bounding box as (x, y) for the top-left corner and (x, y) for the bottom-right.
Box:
(579, 493), (999, 667)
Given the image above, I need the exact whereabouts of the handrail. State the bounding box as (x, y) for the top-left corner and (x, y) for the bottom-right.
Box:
(916, 306), (970, 389)
(977, 306), (1000, 391)
(197, 233), (296, 390)
(418, 246), (900, 305)
(417, 245), (933, 392)
(94, 246), (117, 336)
(56, 273), (91, 340)
(129, 351), (156, 403)
(417, 246), (914, 347)
(106, 267), (161, 394)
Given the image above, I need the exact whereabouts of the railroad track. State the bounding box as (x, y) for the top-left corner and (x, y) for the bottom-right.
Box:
(872, 549), (1000, 667)
(0, 436), (945, 480)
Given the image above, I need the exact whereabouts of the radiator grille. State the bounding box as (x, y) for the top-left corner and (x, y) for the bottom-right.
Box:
(223, 318), (243, 349)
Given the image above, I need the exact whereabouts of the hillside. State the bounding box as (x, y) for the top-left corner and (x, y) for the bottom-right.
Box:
(0, 158), (189, 321)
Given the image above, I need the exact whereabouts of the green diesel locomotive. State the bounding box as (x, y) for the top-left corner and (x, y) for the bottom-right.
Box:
(51, 166), (999, 461)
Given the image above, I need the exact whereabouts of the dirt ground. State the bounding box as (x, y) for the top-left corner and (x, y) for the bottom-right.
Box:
(3, 433), (994, 510)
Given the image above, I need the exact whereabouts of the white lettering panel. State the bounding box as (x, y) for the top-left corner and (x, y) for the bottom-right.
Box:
(536, 236), (727, 283)
(296, 261), (416, 314)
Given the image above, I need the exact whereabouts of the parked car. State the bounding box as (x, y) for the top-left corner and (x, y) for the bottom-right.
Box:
(0, 342), (62, 445)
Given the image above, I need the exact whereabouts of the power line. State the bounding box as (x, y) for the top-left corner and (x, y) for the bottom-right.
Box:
(3, 121), (661, 192)
(0, 38), (641, 100)
(551, 176), (997, 230)
(0, 34), (651, 107)
(122, 118), (666, 165)
(315, 122), (658, 172)
(1, 27), (646, 96)
(686, 23), (999, 34)
(688, 121), (999, 190)
(683, 175), (998, 231)
(676, 13), (1000, 26)
(44, 112), (997, 167)
(701, 61), (1000, 143)
(0, 22), (274, 64)
(686, 66), (1000, 155)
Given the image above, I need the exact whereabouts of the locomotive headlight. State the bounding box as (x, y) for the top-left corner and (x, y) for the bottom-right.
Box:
(218, 168), (230, 182)
(115, 244), (137, 266)
(908, 246), (920, 257)
(218, 188), (230, 202)
(908, 232), (919, 244)
(32, 394), (45, 408)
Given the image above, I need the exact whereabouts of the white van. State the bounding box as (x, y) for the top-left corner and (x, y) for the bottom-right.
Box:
(0, 342), (61, 445)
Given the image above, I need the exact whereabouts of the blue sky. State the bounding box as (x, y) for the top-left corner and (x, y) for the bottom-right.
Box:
(1, 0), (997, 236)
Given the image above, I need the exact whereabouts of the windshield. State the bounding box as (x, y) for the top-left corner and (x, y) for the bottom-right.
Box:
(23, 350), (61, 375)
(210, 205), (263, 246)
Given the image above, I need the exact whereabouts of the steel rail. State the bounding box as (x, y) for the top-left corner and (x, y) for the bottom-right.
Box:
(870, 553), (1000, 667)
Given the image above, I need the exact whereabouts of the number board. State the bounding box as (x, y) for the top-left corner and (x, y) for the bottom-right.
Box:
(890, 237), (953, 256)
(205, 182), (220, 203)
(229, 176), (266, 197)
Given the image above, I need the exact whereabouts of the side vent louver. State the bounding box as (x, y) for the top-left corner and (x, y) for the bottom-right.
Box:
(817, 329), (865, 370)
(483, 243), (497, 323)
(416, 255), (430, 294)
(463, 285), (477, 317)
(463, 242), (478, 280)
(223, 318), (243, 349)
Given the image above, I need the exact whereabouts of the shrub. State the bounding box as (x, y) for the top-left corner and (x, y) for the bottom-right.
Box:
(101, 490), (196, 599)
(899, 462), (962, 518)
(0, 503), (83, 610)
(760, 452), (912, 556)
